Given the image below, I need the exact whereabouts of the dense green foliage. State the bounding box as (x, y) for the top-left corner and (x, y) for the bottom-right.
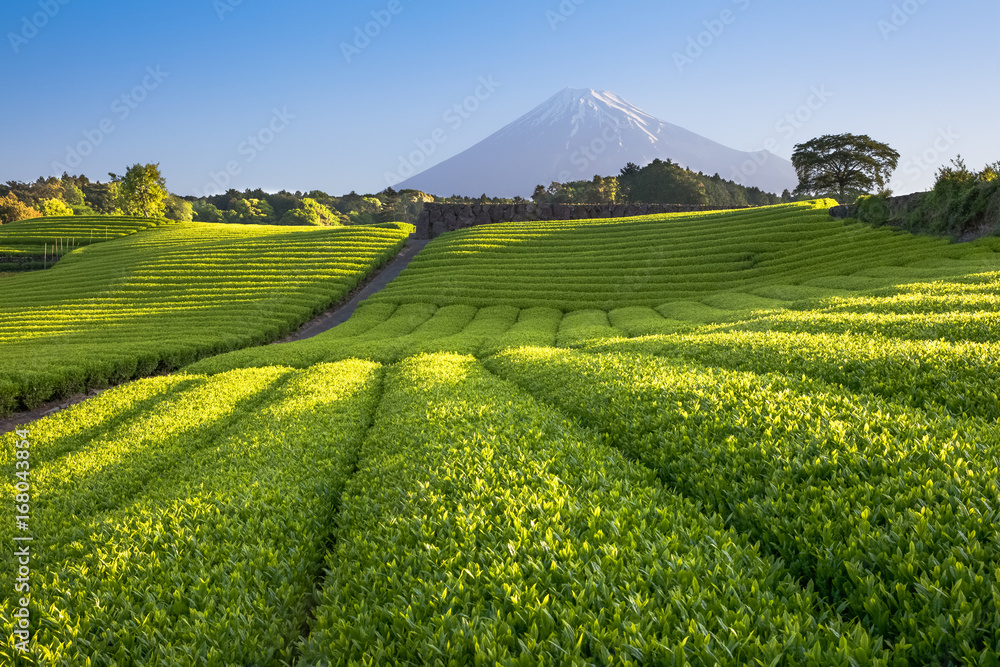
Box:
(6, 201), (1000, 664)
(3, 171), (196, 223)
(616, 158), (703, 205)
(531, 160), (785, 207)
(0, 194), (41, 225)
(0, 221), (411, 414)
(2, 175), (111, 215)
(278, 198), (343, 226)
(1, 361), (383, 665)
(110, 163), (169, 218)
(531, 174), (621, 204)
(856, 158), (1000, 239)
(163, 194), (194, 222)
(196, 187), (435, 226)
(1, 173), (435, 226)
(36, 200), (73, 218)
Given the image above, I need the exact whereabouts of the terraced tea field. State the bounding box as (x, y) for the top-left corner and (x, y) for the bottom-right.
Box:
(0, 216), (170, 271)
(4, 201), (1000, 665)
(0, 216), (168, 248)
(0, 218), (412, 415)
(367, 200), (992, 309)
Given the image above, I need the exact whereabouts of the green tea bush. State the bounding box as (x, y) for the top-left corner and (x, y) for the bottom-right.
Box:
(10, 200), (1000, 664)
(1, 361), (383, 665)
(0, 222), (411, 414)
(301, 353), (887, 665)
(486, 347), (1000, 663)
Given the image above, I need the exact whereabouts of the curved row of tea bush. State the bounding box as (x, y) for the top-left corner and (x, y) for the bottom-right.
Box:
(0, 221), (412, 415)
(0, 216), (174, 271)
(735, 282), (1000, 343)
(0, 360), (383, 666)
(300, 353), (887, 665)
(367, 200), (1000, 310)
(0, 216), (171, 248)
(485, 347), (1000, 664)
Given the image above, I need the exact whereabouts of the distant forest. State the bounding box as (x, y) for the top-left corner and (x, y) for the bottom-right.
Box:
(532, 159), (792, 208)
(0, 175), (440, 226)
(1, 159), (791, 227)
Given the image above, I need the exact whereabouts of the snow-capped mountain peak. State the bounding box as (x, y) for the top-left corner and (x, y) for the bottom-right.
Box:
(507, 89), (658, 144)
(396, 88), (796, 197)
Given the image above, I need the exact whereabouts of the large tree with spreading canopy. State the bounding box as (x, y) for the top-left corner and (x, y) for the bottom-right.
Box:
(792, 134), (900, 203)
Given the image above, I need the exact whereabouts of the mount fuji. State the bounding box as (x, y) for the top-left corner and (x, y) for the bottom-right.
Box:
(395, 88), (797, 198)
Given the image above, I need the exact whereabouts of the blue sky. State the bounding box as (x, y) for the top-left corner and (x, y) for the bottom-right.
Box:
(1, 0), (996, 197)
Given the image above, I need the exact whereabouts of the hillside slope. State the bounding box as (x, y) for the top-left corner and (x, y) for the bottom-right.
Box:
(0, 216), (172, 271)
(6, 203), (1000, 665)
(371, 199), (992, 309)
(189, 199), (1000, 376)
(0, 221), (412, 414)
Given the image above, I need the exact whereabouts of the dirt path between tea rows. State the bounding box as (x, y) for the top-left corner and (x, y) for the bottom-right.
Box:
(277, 239), (429, 342)
(0, 238), (430, 434)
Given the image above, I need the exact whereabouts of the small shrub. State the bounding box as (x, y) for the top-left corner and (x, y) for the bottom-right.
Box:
(855, 192), (892, 226)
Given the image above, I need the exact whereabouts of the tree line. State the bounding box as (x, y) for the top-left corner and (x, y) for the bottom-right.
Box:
(531, 160), (790, 208)
(1, 165), (187, 225)
(0, 133), (985, 228)
(0, 164), (512, 226)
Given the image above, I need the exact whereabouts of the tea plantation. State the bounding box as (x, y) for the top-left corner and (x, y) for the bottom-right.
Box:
(4, 201), (1000, 665)
(0, 217), (413, 415)
(0, 216), (170, 272)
